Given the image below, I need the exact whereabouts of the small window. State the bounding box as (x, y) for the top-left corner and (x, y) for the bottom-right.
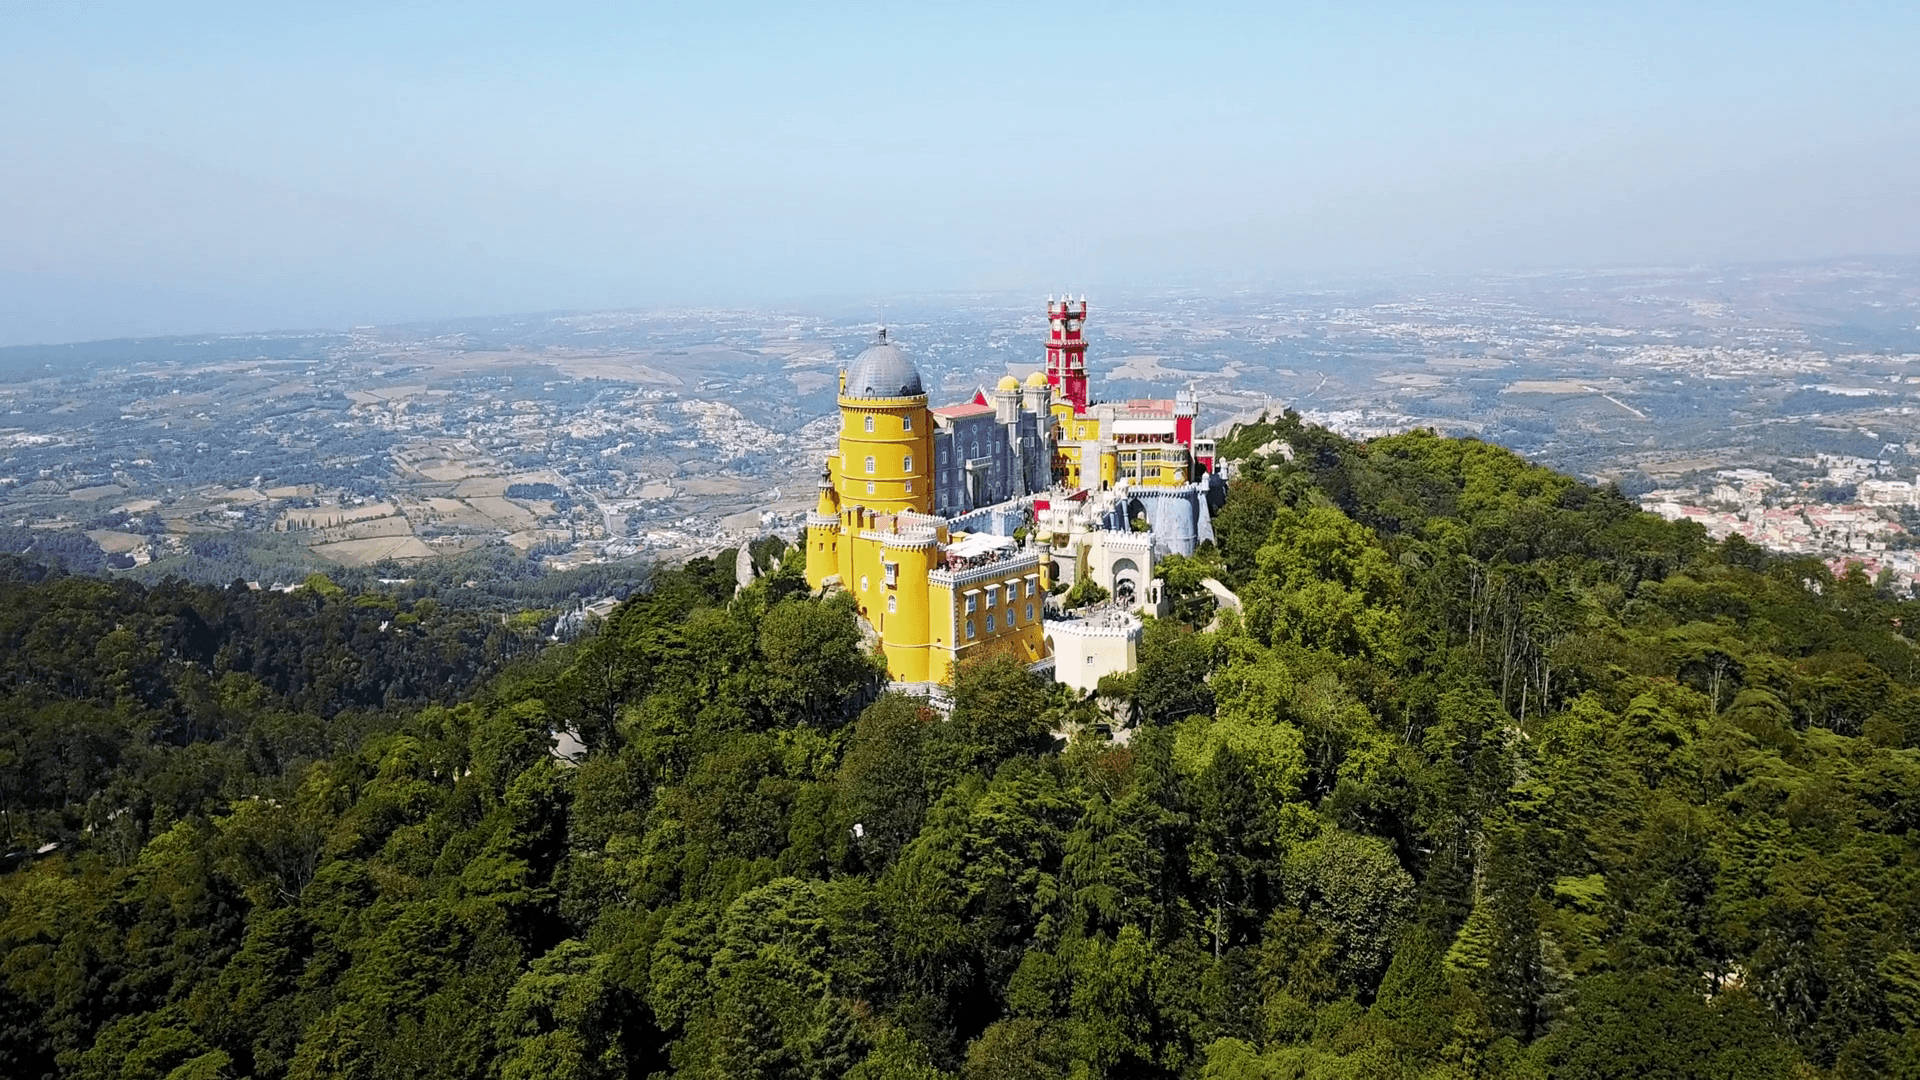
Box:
(865, 456), (875, 474)
(866, 481), (875, 494)
(865, 416), (875, 433)
(985, 590), (995, 608)
(1025, 580), (1035, 597)
(966, 620), (976, 640)
(903, 454), (912, 471)
(860, 575), (869, 591)
(1026, 603), (1034, 621)
(1004, 585), (1015, 605)
(902, 415), (912, 431)
(986, 614), (995, 632)
(939, 448), (947, 464)
(965, 595), (976, 613)
(887, 595), (897, 613)
(905, 480), (913, 493)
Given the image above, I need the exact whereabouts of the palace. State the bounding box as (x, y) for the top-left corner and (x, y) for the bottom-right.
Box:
(804, 298), (1221, 689)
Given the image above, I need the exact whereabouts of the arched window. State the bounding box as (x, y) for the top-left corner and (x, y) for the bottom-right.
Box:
(905, 480), (913, 493)
(986, 614), (995, 632)
(902, 415), (912, 431)
(887, 595), (897, 613)
(865, 416), (875, 433)
(866, 481), (875, 494)
(903, 454), (912, 471)
(860, 575), (869, 591)
(865, 456), (876, 474)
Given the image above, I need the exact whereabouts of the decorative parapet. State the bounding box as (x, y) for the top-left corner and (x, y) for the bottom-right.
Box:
(1123, 481), (1205, 499)
(1045, 614), (1144, 642)
(862, 528), (941, 552)
(1098, 530), (1154, 556)
(946, 496), (1035, 535)
(837, 392), (929, 406)
(806, 513), (843, 530)
(930, 552), (1040, 589)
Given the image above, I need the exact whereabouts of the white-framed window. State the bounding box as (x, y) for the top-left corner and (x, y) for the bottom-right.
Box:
(905, 480), (913, 493)
(866, 481), (875, 494)
(864, 456), (876, 474)
(902, 415), (912, 431)
(1026, 603), (1033, 621)
(965, 595), (976, 613)
(985, 589), (995, 608)
(865, 416), (875, 433)
(1004, 585), (1015, 605)
(903, 454), (912, 471)
(887, 595), (897, 613)
(966, 620), (976, 640)
(986, 614), (995, 632)
(860, 575), (869, 591)
(939, 448), (947, 464)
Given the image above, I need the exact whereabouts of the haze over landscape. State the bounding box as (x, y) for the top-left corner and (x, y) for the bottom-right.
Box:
(4, 1), (1918, 344)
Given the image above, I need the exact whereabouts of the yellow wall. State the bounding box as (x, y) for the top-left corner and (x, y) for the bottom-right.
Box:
(1115, 448), (1192, 487)
(837, 395), (932, 515)
(876, 541), (934, 683)
(948, 573), (1046, 671)
(805, 523), (839, 591)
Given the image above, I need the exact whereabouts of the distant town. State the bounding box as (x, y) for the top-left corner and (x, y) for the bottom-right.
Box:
(3, 258), (1919, 589)
(1642, 453), (1920, 589)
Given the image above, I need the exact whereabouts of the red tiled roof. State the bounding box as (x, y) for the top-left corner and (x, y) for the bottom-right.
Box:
(932, 402), (995, 418)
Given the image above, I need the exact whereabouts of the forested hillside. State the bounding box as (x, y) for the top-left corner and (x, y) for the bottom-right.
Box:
(4, 415), (1919, 1079)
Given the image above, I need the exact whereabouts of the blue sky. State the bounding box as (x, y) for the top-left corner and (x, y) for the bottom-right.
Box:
(2, 1), (1917, 344)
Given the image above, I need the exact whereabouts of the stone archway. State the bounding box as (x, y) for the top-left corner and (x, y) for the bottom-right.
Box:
(1112, 557), (1141, 604)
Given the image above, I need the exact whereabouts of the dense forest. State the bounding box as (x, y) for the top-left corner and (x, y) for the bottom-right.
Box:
(4, 414), (1919, 1079)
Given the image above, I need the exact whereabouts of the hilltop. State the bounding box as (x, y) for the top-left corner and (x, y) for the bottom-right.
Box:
(1, 418), (1916, 1079)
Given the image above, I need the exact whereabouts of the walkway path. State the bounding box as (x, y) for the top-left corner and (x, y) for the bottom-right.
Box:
(1200, 577), (1241, 631)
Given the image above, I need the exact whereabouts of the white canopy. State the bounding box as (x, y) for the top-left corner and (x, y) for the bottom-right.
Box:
(945, 532), (1017, 560)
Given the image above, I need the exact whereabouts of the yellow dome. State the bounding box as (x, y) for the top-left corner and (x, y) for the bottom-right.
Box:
(996, 375), (1020, 392)
(1024, 371), (1048, 388)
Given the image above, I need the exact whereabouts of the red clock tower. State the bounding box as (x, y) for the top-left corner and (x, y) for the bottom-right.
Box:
(1045, 295), (1090, 414)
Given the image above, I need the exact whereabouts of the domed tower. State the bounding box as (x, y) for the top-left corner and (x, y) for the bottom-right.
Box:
(837, 328), (932, 516)
(994, 374), (1021, 424)
(1023, 370), (1055, 489)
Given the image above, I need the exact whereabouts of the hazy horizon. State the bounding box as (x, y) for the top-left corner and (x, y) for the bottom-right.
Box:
(5, 1), (1918, 347)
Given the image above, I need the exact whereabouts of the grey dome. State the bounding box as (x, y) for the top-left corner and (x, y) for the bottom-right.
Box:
(842, 329), (924, 399)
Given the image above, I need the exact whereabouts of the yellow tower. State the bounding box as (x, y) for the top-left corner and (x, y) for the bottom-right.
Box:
(876, 532), (937, 682)
(804, 465), (841, 590)
(835, 329), (932, 516)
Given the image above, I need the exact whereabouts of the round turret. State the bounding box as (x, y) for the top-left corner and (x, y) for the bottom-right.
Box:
(1025, 370), (1048, 388)
(997, 374), (1021, 392)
